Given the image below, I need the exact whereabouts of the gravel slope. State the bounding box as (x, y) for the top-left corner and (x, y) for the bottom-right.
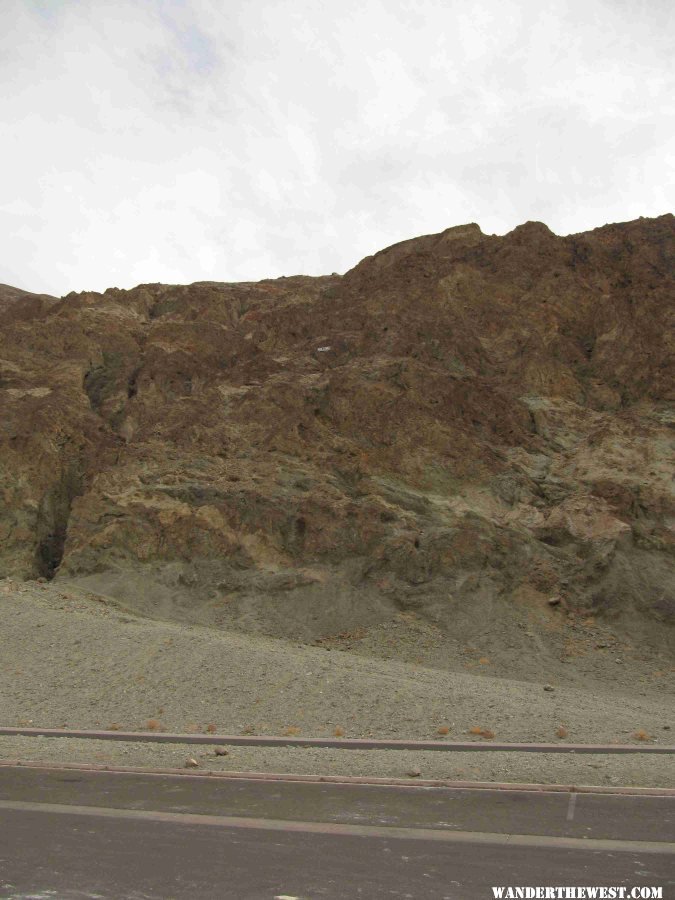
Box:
(1, 579), (673, 787)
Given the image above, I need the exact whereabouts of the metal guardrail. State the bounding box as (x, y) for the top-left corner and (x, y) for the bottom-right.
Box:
(1, 727), (673, 754)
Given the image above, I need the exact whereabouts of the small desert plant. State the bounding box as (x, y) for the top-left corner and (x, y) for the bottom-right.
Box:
(633, 729), (650, 741)
(282, 725), (301, 736)
(478, 657), (490, 665)
(108, 723), (122, 731)
(333, 726), (345, 737)
(205, 723), (217, 733)
(555, 726), (569, 739)
(469, 726), (495, 739)
(437, 726), (450, 736)
(146, 719), (162, 731)
(337, 627), (367, 641)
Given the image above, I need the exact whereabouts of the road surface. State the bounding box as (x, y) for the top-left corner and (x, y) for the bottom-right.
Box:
(0, 766), (673, 899)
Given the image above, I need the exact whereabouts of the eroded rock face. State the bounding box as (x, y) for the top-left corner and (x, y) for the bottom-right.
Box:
(1, 216), (673, 635)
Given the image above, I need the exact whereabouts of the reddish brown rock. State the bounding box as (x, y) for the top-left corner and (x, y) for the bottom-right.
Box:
(0, 215), (673, 638)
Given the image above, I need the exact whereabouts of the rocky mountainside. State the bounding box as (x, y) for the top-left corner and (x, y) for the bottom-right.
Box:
(1, 216), (673, 644)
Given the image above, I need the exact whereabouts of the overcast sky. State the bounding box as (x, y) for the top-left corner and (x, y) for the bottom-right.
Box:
(2, 0), (673, 295)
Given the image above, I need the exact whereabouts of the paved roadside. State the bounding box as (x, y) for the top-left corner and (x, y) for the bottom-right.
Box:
(0, 767), (673, 900)
(1, 765), (674, 842)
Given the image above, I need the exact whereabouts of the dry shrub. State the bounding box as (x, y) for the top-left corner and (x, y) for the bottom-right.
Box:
(394, 611), (416, 622)
(478, 657), (490, 665)
(469, 726), (495, 739)
(146, 719), (161, 731)
(333, 726), (345, 737)
(337, 627), (367, 641)
(108, 723), (121, 731)
(205, 723), (217, 734)
(283, 725), (301, 736)
(633, 729), (650, 741)
(437, 726), (450, 736)
(555, 726), (569, 739)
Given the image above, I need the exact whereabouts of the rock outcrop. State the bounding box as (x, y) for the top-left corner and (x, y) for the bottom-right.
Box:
(1, 215), (673, 639)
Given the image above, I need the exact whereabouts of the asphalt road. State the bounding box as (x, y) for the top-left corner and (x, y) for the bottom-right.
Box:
(0, 767), (673, 899)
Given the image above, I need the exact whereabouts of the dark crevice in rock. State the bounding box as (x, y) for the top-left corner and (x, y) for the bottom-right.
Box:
(83, 352), (143, 434)
(149, 296), (181, 319)
(83, 352), (126, 413)
(127, 367), (141, 399)
(35, 461), (85, 579)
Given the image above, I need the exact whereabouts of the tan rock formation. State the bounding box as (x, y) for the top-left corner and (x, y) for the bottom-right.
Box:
(1, 215), (673, 639)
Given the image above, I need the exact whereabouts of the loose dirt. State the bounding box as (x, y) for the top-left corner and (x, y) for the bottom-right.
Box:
(1, 580), (672, 788)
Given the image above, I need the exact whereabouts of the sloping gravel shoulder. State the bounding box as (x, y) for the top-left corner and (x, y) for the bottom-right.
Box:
(0, 736), (673, 789)
(1, 580), (673, 787)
